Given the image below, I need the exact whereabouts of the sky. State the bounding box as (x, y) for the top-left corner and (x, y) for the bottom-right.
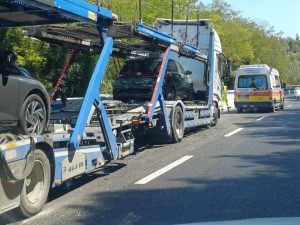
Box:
(200, 0), (300, 38)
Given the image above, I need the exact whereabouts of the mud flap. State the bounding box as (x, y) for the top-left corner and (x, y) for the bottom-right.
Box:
(0, 138), (35, 182)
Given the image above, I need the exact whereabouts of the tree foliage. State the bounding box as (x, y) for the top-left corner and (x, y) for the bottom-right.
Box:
(0, 0), (299, 97)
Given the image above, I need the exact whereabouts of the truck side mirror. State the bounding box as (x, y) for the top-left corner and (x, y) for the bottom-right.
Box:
(224, 58), (232, 78)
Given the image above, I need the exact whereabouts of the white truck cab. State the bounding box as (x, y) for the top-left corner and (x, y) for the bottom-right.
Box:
(155, 19), (228, 109)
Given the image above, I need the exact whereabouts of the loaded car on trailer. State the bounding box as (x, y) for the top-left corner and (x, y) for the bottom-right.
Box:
(113, 57), (194, 102)
(0, 51), (50, 135)
(0, 0), (230, 218)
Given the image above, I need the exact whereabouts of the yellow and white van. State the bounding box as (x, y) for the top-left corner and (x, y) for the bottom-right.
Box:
(234, 64), (284, 112)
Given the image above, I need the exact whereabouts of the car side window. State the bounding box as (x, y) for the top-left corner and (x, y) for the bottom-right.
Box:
(0, 63), (20, 75)
(167, 60), (177, 73)
(175, 62), (186, 75)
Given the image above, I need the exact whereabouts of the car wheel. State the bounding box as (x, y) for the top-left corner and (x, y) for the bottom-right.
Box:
(187, 85), (194, 101)
(19, 149), (51, 218)
(237, 107), (243, 113)
(18, 94), (47, 135)
(167, 87), (177, 100)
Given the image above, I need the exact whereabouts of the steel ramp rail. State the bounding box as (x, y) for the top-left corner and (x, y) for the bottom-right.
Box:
(0, 0), (113, 27)
(0, 0), (212, 158)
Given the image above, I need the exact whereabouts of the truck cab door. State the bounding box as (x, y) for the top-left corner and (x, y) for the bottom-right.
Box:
(0, 64), (20, 124)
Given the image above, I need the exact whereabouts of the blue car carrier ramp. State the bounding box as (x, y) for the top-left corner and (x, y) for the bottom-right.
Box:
(0, 0), (114, 27)
(0, 0), (213, 159)
(0, 0), (119, 160)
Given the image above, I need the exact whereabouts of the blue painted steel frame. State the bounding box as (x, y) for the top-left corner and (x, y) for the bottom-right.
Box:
(208, 32), (215, 106)
(183, 44), (201, 55)
(1, 0), (112, 27)
(138, 23), (176, 45)
(69, 37), (119, 160)
(54, 0), (112, 21)
(146, 47), (171, 136)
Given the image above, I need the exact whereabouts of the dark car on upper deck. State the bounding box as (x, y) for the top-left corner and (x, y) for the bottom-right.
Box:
(113, 57), (194, 102)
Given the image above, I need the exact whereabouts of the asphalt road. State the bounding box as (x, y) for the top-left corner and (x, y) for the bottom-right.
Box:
(2, 98), (300, 225)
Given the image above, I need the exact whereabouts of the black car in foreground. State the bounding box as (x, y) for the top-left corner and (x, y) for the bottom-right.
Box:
(0, 51), (50, 135)
(113, 58), (194, 102)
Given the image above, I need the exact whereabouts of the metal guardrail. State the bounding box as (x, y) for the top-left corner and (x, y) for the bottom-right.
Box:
(284, 88), (300, 97)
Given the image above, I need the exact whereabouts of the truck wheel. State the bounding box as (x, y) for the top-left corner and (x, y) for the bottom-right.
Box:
(172, 106), (184, 143)
(18, 94), (47, 135)
(19, 149), (51, 218)
(211, 105), (219, 126)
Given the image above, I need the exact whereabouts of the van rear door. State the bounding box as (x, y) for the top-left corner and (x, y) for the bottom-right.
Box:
(236, 74), (269, 102)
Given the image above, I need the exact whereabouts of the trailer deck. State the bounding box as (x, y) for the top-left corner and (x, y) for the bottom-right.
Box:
(0, 0), (223, 216)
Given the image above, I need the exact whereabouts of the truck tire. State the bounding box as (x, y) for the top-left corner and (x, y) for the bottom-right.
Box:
(18, 94), (47, 135)
(172, 106), (184, 143)
(19, 149), (51, 218)
(211, 105), (219, 126)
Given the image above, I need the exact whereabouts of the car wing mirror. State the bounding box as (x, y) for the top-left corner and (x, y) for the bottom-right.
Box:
(185, 70), (192, 75)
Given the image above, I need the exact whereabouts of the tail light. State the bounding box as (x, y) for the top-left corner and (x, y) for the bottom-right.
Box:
(164, 75), (169, 82)
(269, 88), (273, 100)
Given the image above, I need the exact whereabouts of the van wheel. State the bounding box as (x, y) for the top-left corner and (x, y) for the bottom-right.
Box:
(19, 149), (51, 218)
(270, 101), (276, 113)
(172, 106), (184, 143)
(280, 99), (284, 110)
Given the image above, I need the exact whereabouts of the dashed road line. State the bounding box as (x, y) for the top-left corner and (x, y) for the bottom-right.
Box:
(135, 155), (193, 185)
(287, 105), (293, 108)
(224, 128), (244, 137)
(256, 116), (267, 121)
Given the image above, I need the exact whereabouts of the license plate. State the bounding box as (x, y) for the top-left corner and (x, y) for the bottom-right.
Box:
(239, 95), (249, 100)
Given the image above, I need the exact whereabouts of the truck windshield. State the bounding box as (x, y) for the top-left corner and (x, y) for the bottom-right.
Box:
(238, 74), (268, 90)
(120, 58), (161, 76)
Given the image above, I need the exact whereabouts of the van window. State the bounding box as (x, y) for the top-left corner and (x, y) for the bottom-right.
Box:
(238, 75), (268, 90)
(274, 75), (281, 88)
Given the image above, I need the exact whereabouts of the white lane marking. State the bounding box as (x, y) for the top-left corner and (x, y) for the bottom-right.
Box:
(287, 105), (293, 108)
(256, 116), (267, 121)
(135, 155), (193, 185)
(224, 128), (244, 137)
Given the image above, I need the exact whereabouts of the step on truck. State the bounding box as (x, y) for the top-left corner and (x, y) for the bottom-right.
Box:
(0, 0), (230, 217)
